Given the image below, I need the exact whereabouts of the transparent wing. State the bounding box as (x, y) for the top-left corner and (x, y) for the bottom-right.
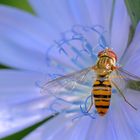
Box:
(110, 68), (140, 111)
(118, 68), (140, 91)
(111, 67), (140, 92)
(118, 67), (140, 81)
(41, 67), (96, 111)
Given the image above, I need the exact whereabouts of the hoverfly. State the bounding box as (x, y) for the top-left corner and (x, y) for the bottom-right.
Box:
(41, 48), (140, 117)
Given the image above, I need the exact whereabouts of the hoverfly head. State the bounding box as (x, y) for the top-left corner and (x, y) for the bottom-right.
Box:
(98, 48), (117, 64)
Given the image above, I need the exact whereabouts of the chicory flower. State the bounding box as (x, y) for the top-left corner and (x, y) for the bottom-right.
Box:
(0, 0), (140, 140)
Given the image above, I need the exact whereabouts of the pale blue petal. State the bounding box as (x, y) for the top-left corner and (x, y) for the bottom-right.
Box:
(123, 89), (140, 137)
(45, 25), (108, 71)
(68, 0), (113, 30)
(86, 117), (115, 140)
(80, 91), (140, 140)
(0, 96), (54, 139)
(22, 89), (140, 140)
(123, 91), (140, 140)
(0, 6), (60, 72)
(80, 0), (130, 60)
(0, 69), (76, 109)
(29, 0), (130, 70)
(85, 0), (113, 32)
(68, 117), (92, 140)
(23, 114), (73, 140)
(17, 89), (140, 140)
(23, 114), (93, 140)
(121, 22), (140, 76)
(0, 6), (82, 74)
(111, 0), (131, 59)
(0, 70), (45, 105)
(29, 0), (78, 32)
(68, 0), (92, 26)
(109, 91), (140, 140)
(29, 0), (113, 32)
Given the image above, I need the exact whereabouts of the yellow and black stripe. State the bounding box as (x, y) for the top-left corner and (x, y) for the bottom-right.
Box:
(92, 79), (112, 116)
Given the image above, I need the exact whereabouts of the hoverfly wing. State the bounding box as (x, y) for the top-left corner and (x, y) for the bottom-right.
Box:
(117, 68), (140, 91)
(110, 68), (140, 111)
(117, 68), (140, 81)
(41, 67), (96, 106)
(111, 67), (140, 93)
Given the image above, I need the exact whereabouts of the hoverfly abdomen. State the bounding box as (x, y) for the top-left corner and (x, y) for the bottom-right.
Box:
(92, 79), (112, 116)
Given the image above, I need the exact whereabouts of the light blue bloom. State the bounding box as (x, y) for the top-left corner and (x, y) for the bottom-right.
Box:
(0, 0), (140, 140)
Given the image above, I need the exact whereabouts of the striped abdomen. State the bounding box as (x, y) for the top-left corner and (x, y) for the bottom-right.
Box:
(92, 79), (112, 116)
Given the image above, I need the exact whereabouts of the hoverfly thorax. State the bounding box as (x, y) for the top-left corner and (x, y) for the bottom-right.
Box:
(93, 48), (117, 77)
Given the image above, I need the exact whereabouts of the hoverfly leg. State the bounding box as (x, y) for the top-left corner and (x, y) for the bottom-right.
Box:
(111, 80), (137, 111)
